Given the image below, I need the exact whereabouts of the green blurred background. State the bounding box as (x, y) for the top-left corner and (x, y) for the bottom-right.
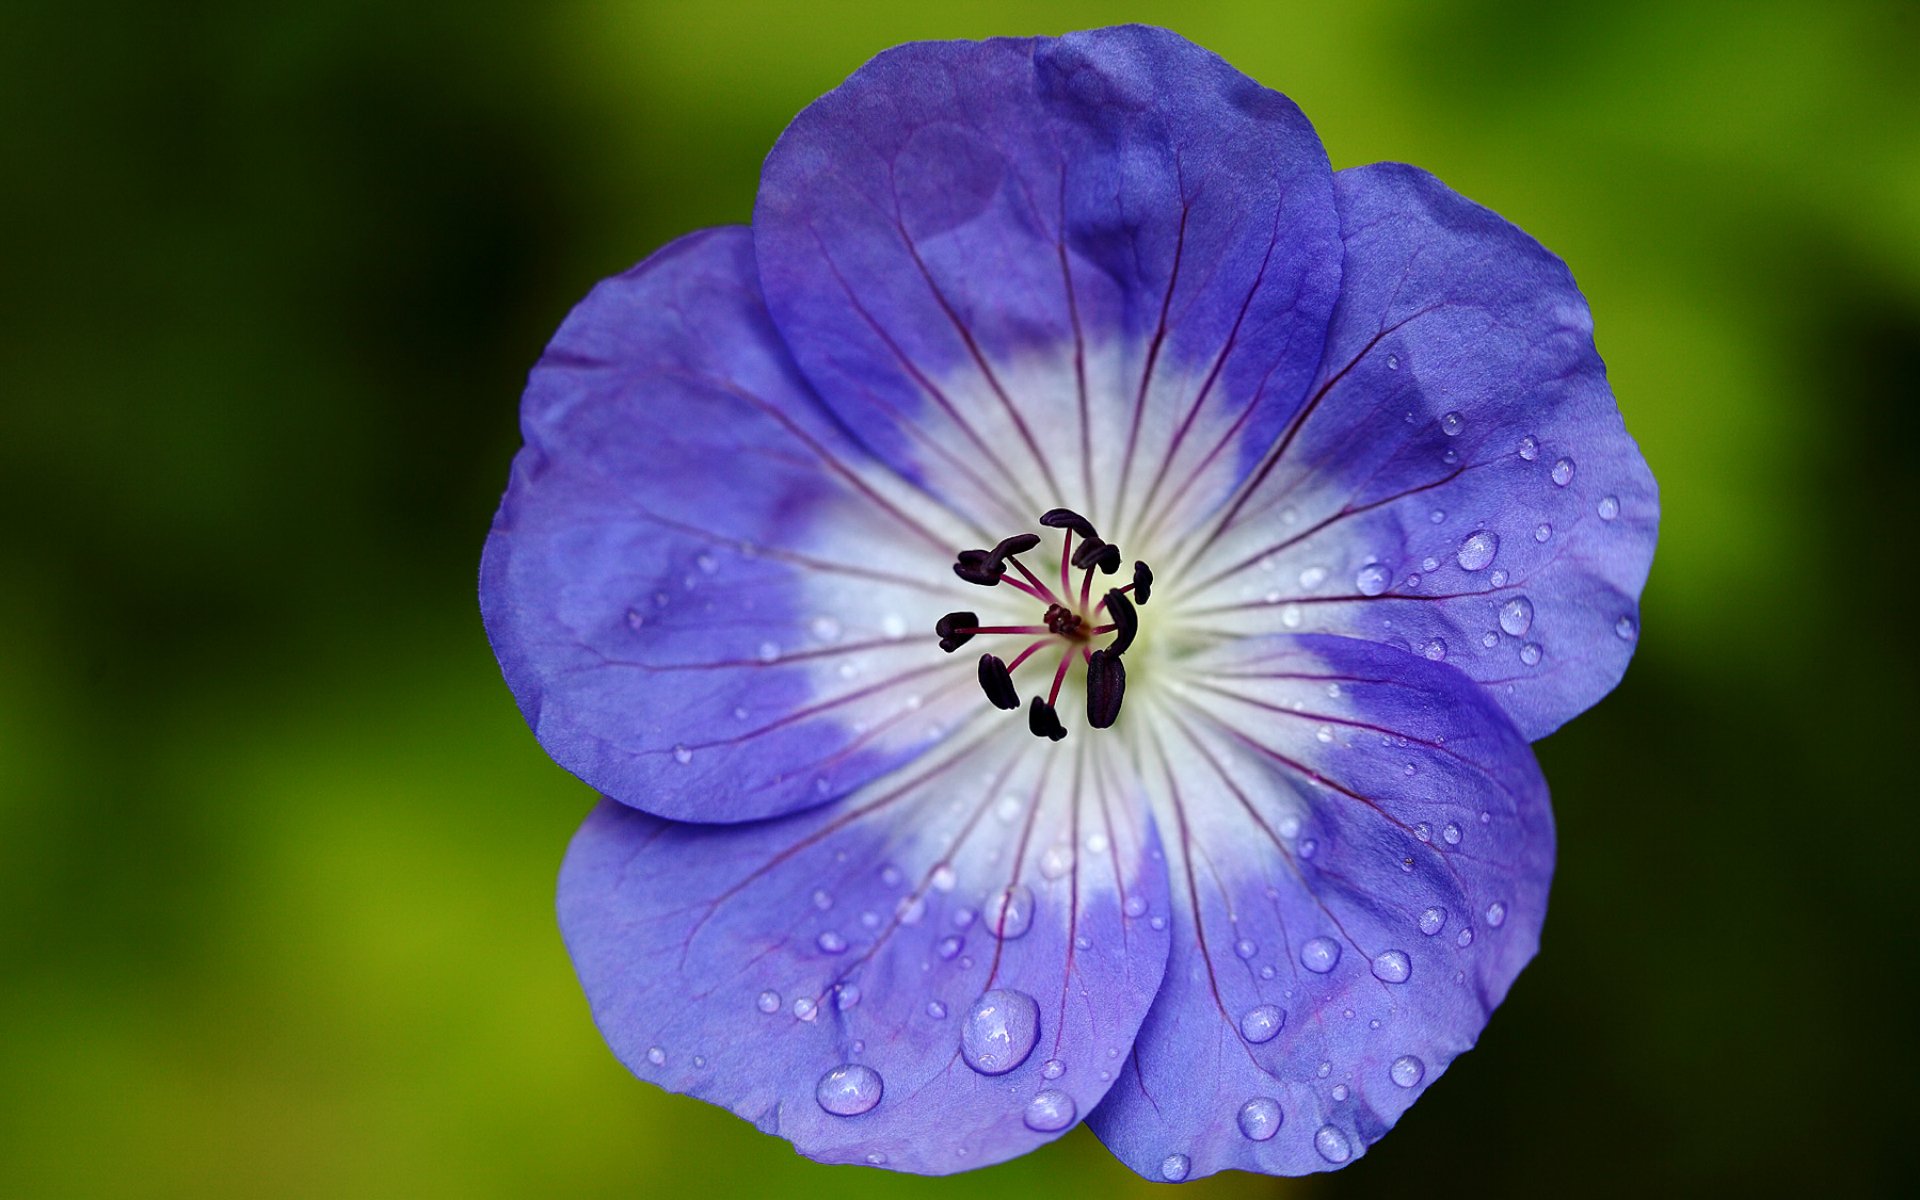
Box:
(4, 0), (1915, 1195)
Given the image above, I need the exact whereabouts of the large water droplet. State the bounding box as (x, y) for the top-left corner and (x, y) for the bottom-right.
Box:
(1456, 531), (1498, 572)
(1024, 1089), (1077, 1132)
(816, 1064), (883, 1116)
(756, 990), (781, 1014)
(1551, 457), (1576, 487)
(989, 885), (1034, 940)
(1499, 596), (1534, 636)
(1355, 563), (1391, 596)
(1371, 949), (1412, 984)
(1159, 1153), (1191, 1182)
(1597, 495), (1620, 521)
(1441, 411), (1466, 436)
(1418, 906), (1447, 935)
(1301, 936), (1342, 974)
(1238, 1096), (1283, 1141)
(1239, 1004), (1286, 1044)
(1314, 1124), (1353, 1164)
(961, 988), (1040, 1076)
(1391, 1054), (1425, 1088)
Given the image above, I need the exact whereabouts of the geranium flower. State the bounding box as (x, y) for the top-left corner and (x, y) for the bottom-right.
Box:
(480, 25), (1656, 1180)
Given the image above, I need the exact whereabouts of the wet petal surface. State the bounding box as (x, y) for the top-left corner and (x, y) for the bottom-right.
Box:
(1085, 634), (1553, 1179)
(754, 26), (1342, 542)
(559, 720), (1172, 1173)
(1167, 163), (1657, 738)
(481, 228), (989, 822)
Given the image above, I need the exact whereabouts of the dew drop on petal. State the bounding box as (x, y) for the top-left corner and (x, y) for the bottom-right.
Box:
(1499, 596), (1534, 636)
(1159, 1154), (1191, 1182)
(1391, 1055), (1425, 1088)
(1315, 1125), (1353, 1164)
(926, 1000), (947, 1019)
(811, 888), (833, 911)
(1371, 950), (1412, 984)
(1414, 823), (1431, 842)
(672, 744), (693, 765)
(1551, 457), (1576, 486)
(646, 1046), (665, 1066)
(1418, 906), (1447, 936)
(756, 990), (781, 1014)
(1441, 411), (1465, 436)
(1429, 509), (1445, 525)
(1280, 602), (1303, 628)
(1442, 823), (1462, 846)
(1238, 1097), (1283, 1142)
(816, 931), (847, 955)
(881, 613), (907, 639)
(815, 1064), (883, 1117)
(1534, 521), (1552, 542)
(1332, 1083), (1349, 1101)
(1124, 895), (1148, 919)
(1518, 435), (1539, 461)
(1456, 531), (1498, 572)
(835, 983), (861, 1010)
(931, 863), (957, 892)
(1422, 639), (1447, 661)
(757, 641), (780, 663)
(1024, 1089), (1077, 1132)
(1421, 555), (1439, 572)
(961, 989), (1040, 1076)
(1486, 901), (1508, 928)
(1616, 615), (1637, 640)
(1234, 938), (1258, 960)
(1481, 630), (1499, 649)
(810, 615), (842, 643)
(792, 996), (818, 1021)
(1299, 565), (1328, 589)
(1457, 927), (1475, 948)
(1598, 495), (1620, 521)
(1301, 937), (1342, 974)
(1239, 1004), (1286, 1044)
(1040, 844), (1074, 880)
(1355, 563), (1391, 596)
(1387, 353), (1400, 370)
(936, 934), (963, 961)
(1519, 642), (1543, 667)
(1042, 1059), (1065, 1080)
(989, 885), (1034, 940)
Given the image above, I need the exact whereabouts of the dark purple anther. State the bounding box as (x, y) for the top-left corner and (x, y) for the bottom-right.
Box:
(1131, 561), (1153, 605)
(936, 610), (979, 652)
(977, 653), (1020, 710)
(1027, 696), (1067, 742)
(1086, 648), (1126, 728)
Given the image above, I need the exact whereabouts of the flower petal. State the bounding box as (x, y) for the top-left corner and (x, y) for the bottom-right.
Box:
(481, 227), (992, 823)
(1084, 634), (1553, 1179)
(1168, 163), (1658, 738)
(753, 26), (1341, 542)
(558, 722), (1172, 1173)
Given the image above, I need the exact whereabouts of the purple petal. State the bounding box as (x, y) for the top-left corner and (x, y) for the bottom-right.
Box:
(558, 726), (1172, 1173)
(1084, 634), (1553, 1179)
(753, 26), (1341, 541)
(481, 227), (989, 822)
(1168, 163), (1658, 738)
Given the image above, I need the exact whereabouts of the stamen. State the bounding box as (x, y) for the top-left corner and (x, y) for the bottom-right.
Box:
(1101, 589), (1138, 656)
(935, 610), (979, 652)
(952, 550), (1004, 587)
(1085, 648), (1126, 728)
(991, 533), (1041, 559)
(976, 653), (1020, 710)
(1070, 536), (1120, 574)
(1027, 696), (1067, 741)
(1131, 561), (1153, 605)
(1038, 508), (1098, 540)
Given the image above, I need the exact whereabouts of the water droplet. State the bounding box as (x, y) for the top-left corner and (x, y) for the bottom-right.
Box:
(1299, 838), (1319, 860)
(1391, 1054), (1425, 1087)
(1489, 568), (1508, 587)
(1422, 638), (1447, 661)
(1301, 936), (1342, 974)
(881, 613), (907, 639)
(732, 705), (749, 721)
(1441, 411), (1465, 436)
(1421, 555), (1439, 572)
(1442, 448), (1459, 464)
(1518, 435), (1539, 461)
(1519, 642), (1543, 667)
(792, 996), (818, 1021)
(672, 744), (693, 765)
(756, 990), (781, 1014)
(1316, 1062), (1331, 1078)
(1159, 1153), (1191, 1182)
(1299, 565), (1328, 589)
(995, 795), (1022, 824)
(1084, 831), (1109, 854)
(1332, 1083), (1350, 1102)
(1481, 630), (1499, 649)
(1234, 938), (1258, 960)
(1387, 353), (1400, 370)
(816, 931), (846, 955)
(1124, 895), (1148, 919)
(1418, 906), (1447, 936)
(1280, 602), (1303, 628)
(835, 983), (861, 1010)
(1316, 725), (1334, 744)
(1534, 521), (1552, 542)
(1615, 615), (1637, 640)
(1456, 531), (1498, 571)
(1314, 1124), (1352, 1164)
(809, 615), (843, 643)
(1442, 823), (1461, 846)
(1239, 1004), (1286, 1044)
(1499, 596), (1534, 636)
(936, 934), (964, 961)
(1429, 509), (1446, 525)
(757, 641), (780, 663)
(1149, 915), (1167, 931)
(816, 1064), (883, 1116)
(1485, 901), (1508, 928)
(1024, 1088), (1077, 1132)
(1259, 965), (1275, 979)
(931, 864), (957, 893)
(1551, 457), (1576, 487)
(1042, 1058), (1065, 1079)
(1598, 495), (1620, 521)
(1414, 823), (1432, 842)
(1371, 949), (1412, 984)
(1457, 927), (1475, 948)
(1238, 1097), (1283, 1141)
(1355, 564), (1391, 596)
(961, 988), (1040, 1076)
(866, 1152), (886, 1166)
(989, 885), (1034, 940)
(646, 1046), (665, 1066)
(625, 608), (646, 630)
(926, 1000), (947, 1019)
(811, 888), (833, 911)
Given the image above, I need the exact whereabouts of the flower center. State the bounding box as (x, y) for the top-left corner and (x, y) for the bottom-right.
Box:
(933, 508), (1154, 741)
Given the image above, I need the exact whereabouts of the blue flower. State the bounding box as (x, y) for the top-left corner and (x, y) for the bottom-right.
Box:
(480, 26), (1656, 1180)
